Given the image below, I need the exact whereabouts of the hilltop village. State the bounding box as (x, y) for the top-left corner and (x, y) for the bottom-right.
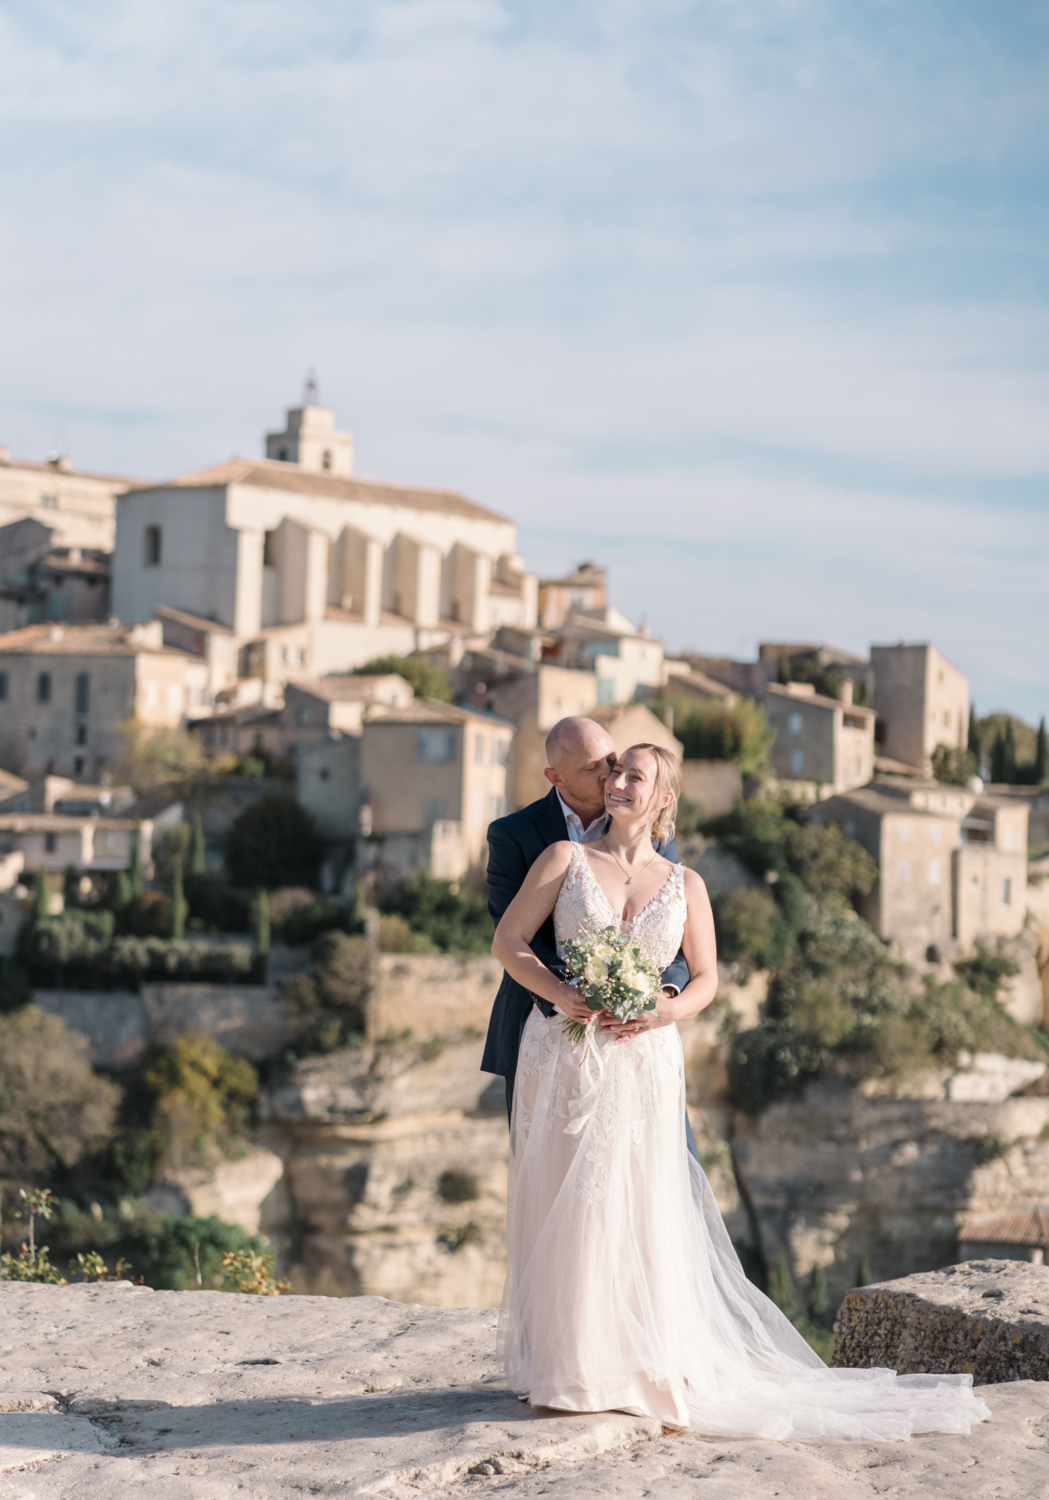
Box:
(1, 397), (1048, 1335)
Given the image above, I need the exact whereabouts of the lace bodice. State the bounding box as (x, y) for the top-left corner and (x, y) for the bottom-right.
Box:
(553, 841), (686, 973)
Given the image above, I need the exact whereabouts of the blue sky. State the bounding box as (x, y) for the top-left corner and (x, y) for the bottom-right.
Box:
(1, 1), (1047, 719)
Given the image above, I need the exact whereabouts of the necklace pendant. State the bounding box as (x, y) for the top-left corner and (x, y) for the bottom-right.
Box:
(625, 876), (632, 885)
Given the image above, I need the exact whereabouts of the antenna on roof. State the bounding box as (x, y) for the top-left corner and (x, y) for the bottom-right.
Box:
(304, 368), (320, 405)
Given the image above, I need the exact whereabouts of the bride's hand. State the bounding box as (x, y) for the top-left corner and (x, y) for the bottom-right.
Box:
(598, 991), (675, 1043)
(555, 983), (599, 1025)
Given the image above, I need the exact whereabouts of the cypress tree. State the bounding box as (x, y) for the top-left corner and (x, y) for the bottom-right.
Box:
(130, 826), (145, 898)
(991, 729), (1006, 784)
(806, 1264), (830, 1325)
(187, 809), (206, 875)
(252, 888), (271, 957)
(109, 869), (133, 911)
(776, 653), (790, 686)
(1004, 719), (1017, 782)
(1036, 718), (1047, 786)
(767, 1256), (797, 1321)
(34, 871), (50, 922)
(856, 1251), (872, 1288)
(170, 860), (187, 941)
(967, 705), (980, 758)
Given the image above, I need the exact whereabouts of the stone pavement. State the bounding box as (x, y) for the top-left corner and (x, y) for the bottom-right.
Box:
(1, 1283), (1047, 1499)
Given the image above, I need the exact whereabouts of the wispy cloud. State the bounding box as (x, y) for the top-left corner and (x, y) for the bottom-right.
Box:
(0, 0), (1047, 714)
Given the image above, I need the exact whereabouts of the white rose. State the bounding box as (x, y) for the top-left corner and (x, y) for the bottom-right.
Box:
(584, 956), (609, 988)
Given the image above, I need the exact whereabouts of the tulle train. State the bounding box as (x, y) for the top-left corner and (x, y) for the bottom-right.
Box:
(498, 1008), (990, 1441)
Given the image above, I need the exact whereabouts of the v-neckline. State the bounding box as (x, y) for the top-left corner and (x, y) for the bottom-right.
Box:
(574, 843), (677, 930)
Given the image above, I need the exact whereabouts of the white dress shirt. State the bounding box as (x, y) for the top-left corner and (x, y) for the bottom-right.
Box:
(556, 790), (609, 844)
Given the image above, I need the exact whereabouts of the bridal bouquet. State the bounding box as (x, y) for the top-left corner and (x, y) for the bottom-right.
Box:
(558, 925), (663, 1044)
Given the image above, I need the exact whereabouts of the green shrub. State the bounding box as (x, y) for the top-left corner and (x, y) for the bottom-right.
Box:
(280, 899), (352, 947)
(706, 799), (877, 912)
(381, 874), (494, 954)
(145, 1035), (258, 1170)
(351, 655), (453, 702)
(184, 871), (253, 933)
(378, 913), (438, 954)
(711, 887), (787, 976)
(931, 744), (978, 787)
(280, 932), (373, 1054)
(727, 1024), (828, 1116)
(659, 697), (774, 776)
(44, 1201), (266, 1290)
(954, 941), (1021, 1004)
(118, 891), (173, 938)
(0, 1007), (120, 1188)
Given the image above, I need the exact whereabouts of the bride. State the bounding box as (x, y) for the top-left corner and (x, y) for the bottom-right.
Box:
(491, 742), (989, 1440)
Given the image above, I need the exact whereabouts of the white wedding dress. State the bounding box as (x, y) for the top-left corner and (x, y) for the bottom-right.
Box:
(499, 842), (990, 1439)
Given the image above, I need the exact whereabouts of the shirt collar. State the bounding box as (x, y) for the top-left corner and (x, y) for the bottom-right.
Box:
(556, 788), (608, 843)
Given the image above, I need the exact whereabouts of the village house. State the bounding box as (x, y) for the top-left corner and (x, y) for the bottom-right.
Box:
(543, 605), (666, 705)
(111, 400), (539, 700)
(870, 642), (969, 775)
(0, 812), (152, 887)
(765, 680), (876, 794)
(357, 700), (515, 880)
(809, 775), (1028, 964)
(0, 518), (111, 632)
(0, 444), (136, 551)
(537, 562), (608, 630)
(0, 621), (208, 780)
(279, 674), (414, 753)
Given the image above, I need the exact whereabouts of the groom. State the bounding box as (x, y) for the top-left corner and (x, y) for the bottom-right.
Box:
(482, 716), (695, 1152)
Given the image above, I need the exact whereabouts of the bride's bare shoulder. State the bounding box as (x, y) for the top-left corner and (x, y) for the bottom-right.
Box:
(681, 865), (711, 903)
(530, 840), (575, 879)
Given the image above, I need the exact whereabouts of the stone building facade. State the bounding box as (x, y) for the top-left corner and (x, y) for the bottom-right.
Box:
(112, 402), (539, 697)
(0, 518), (110, 631)
(810, 776), (1028, 962)
(0, 621), (208, 780)
(871, 642), (969, 774)
(358, 699), (515, 879)
(0, 446), (135, 551)
(765, 679), (876, 793)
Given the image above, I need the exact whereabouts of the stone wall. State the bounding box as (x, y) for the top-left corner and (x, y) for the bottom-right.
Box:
(833, 1259), (1049, 1382)
(368, 951), (504, 1041)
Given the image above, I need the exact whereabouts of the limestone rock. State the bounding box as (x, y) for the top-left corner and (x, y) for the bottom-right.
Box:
(2, 1283), (1048, 1499)
(834, 1260), (1049, 1383)
(260, 1035), (500, 1123)
(145, 1147), (289, 1236)
(733, 1075), (1049, 1305)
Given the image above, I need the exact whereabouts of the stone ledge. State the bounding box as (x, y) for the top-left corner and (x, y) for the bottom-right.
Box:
(2, 1281), (1049, 1498)
(834, 1260), (1049, 1382)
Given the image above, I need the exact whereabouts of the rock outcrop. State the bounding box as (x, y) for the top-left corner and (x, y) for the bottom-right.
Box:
(834, 1259), (1049, 1383)
(732, 1074), (1049, 1305)
(258, 1034), (510, 1302)
(2, 1282), (1048, 1499)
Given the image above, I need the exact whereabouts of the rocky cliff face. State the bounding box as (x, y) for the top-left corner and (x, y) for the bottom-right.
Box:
(138, 958), (1049, 1312)
(256, 1034), (509, 1303)
(733, 1077), (1049, 1305)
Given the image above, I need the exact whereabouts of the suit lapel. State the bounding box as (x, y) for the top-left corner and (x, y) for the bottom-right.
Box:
(533, 786), (570, 849)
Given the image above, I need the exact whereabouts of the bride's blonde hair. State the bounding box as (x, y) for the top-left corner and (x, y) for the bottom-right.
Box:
(627, 743), (682, 843)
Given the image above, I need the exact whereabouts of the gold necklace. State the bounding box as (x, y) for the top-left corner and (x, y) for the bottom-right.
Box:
(601, 841), (658, 887)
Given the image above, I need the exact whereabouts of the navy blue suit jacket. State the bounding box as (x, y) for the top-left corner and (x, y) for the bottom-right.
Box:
(481, 787), (690, 1080)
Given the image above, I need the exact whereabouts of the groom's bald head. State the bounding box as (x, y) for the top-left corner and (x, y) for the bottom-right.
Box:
(544, 717), (617, 824)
